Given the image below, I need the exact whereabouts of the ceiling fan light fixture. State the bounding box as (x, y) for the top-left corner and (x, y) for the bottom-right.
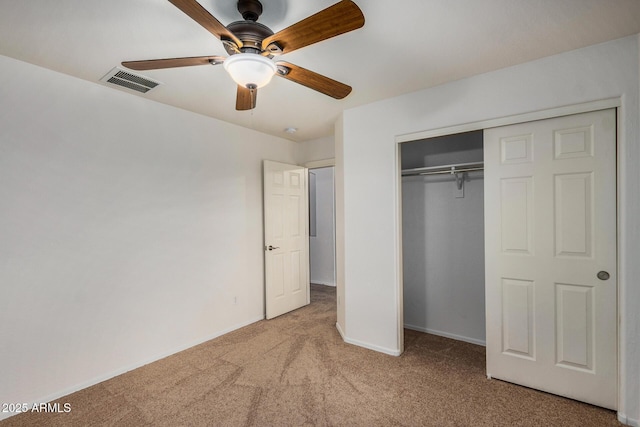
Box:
(223, 53), (277, 89)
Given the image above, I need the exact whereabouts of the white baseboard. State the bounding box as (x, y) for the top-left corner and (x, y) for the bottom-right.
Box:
(335, 322), (346, 340)
(310, 281), (336, 287)
(404, 324), (486, 347)
(343, 336), (401, 356)
(0, 315), (264, 422)
(335, 322), (400, 356)
(619, 413), (640, 427)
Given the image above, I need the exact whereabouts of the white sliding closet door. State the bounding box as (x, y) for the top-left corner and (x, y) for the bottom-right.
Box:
(484, 109), (617, 409)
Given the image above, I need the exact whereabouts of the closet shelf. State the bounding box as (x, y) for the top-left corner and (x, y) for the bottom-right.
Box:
(401, 161), (484, 177)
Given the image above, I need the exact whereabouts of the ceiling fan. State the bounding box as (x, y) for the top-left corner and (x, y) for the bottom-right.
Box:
(122, 0), (365, 110)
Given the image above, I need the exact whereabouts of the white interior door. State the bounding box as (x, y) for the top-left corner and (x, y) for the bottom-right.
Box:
(263, 160), (310, 319)
(484, 109), (617, 409)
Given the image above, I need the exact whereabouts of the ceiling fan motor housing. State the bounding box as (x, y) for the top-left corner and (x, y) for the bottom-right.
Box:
(225, 0), (272, 55)
(225, 20), (273, 54)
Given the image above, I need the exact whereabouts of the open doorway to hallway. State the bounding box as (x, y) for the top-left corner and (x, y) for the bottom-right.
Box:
(308, 166), (336, 288)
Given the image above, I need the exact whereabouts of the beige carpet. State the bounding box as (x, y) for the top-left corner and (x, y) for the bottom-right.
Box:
(2, 285), (620, 426)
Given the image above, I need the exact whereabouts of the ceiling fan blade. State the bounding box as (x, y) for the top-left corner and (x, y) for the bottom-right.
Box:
(168, 0), (243, 48)
(275, 61), (352, 99)
(262, 0), (364, 55)
(236, 85), (257, 110)
(122, 55), (225, 71)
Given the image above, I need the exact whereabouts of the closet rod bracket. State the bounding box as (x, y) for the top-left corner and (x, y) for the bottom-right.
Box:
(451, 167), (467, 191)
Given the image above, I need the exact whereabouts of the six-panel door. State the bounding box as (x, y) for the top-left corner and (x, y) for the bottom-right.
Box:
(484, 109), (617, 409)
(264, 160), (310, 319)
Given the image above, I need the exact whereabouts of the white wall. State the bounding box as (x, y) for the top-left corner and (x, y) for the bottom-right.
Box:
(309, 167), (336, 286)
(0, 55), (297, 419)
(402, 138), (485, 345)
(337, 35), (640, 423)
(295, 135), (335, 165)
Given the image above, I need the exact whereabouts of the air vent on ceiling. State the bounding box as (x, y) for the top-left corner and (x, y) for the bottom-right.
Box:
(100, 67), (161, 94)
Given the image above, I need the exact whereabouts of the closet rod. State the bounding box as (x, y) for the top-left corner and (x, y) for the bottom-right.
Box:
(409, 166), (484, 177)
(401, 161), (484, 177)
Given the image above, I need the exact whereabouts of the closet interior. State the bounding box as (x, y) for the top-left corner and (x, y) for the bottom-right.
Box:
(401, 130), (486, 345)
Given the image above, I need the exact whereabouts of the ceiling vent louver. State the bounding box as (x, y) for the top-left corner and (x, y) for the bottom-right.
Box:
(100, 67), (161, 94)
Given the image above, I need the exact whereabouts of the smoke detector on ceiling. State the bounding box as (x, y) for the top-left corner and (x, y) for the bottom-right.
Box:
(100, 67), (161, 94)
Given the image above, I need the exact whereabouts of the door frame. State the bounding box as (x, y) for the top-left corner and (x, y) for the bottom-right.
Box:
(262, 158), (336, 317)
(394, 98), (622, 409)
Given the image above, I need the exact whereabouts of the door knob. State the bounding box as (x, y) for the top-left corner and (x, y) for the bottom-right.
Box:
(267, 245), (279, 251)
(597, 271), (610, 281)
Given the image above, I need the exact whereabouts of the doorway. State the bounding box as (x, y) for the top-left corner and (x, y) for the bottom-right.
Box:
(262, 160), (336, 320)
(400, 131), (486, 345)
(308, 166), (336, 288)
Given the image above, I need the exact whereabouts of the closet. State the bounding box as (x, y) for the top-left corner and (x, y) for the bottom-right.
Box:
(401, 130), (486, 345)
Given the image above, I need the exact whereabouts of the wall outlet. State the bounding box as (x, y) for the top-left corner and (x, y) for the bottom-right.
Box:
(233, 296), (238, 305)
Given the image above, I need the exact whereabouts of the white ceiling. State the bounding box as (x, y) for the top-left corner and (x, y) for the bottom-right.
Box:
(1, 0), (639, 142)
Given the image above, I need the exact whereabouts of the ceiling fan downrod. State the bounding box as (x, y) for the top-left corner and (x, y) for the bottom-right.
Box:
(237, 0), (263, 22)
